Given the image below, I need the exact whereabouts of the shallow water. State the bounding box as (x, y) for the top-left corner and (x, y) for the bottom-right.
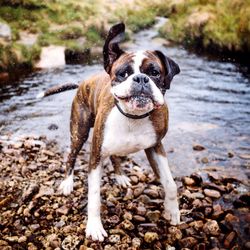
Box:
(1, 19), (249, 180)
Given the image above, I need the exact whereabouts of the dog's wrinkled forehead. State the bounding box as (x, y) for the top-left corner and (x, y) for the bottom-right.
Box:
(110, 51), (165, 76)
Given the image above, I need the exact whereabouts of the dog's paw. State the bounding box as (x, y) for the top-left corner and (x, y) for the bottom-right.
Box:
(86, 217), (107, 241)
(163, 200), (180, 225)
(59, 174), (74, 195)
(115, 174), (131, 188)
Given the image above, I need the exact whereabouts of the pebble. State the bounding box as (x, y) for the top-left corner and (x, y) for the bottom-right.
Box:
(146, 210), (161, 222)
(144, 232), (159, 243)
(109, 234), (120, 243)
(136, 205), (146, 216)
(132, 237), (141, 248)
(183, 177), (195, 186)
(121, 219), (134, 230)
(193, 144), (205, 151)
(179, 237), (198, 248)
(18, 236), (27, 243)
(224, 231), (236, 248)
(133, 215), (146, 222)
(22, 183), (39, 201)
(204, 189), (221, 198)
(203, 220), (220, 236)
(61, 235), (80, 250)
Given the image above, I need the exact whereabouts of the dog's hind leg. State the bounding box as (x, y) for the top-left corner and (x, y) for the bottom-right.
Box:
(59, 92), (93, 195)
(145, 142), (180, 225)
(110, 155), (131, 188)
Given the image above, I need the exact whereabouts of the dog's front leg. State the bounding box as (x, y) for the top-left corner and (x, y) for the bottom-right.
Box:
(145, 143), (180, 225)
(86, 162), (107, 241)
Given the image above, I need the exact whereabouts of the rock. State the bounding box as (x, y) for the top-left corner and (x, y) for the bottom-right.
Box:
(203, 220), (220, 236)
(201, 157), (209, 164)
(36, 46), (66, 68)
(224, 231), (236, 248)
(48, 124), (59, 130)
(179, 237), (198, 248)
(0, 23), (11, 41)
(22, 183), (39, 201)
(109, 229), (126, 236)
(61, 235), (80, 250)
(239, 154), (250, 160)
(123, 188), (134, 200)
(107, 215), (120, 225)
(189, 220), (203, 230)
(228, 151), (234, 158)
(123, 212), (133, 221)
(18, 236), (27, 243)
(108, 234), (120, 243)
(244, 242), (250, 249)
(46, 234), (61, 248)
(144, 188), (159, 198)
(193, 144), (205, 151)
(132, 237), (141, 248)
(29, 224), (40, 232)
(130, 175), (139, 184)
(144, 232), (159, 243)
(224, 213), (239, 223)
(35, 186), (54, 198)
(136, 205), (146, 216)
(133, 215), (146, 222)
(133, 184), (145, 197)
(212, 204), (224, 219)
(56, 205), (69, 215)
(0, 240), (9, 246)
(146, 210), (161, 222)
(168, 226), (183, 241)
(204, 189), (221, 199)
(121, 219), (134, 230)
(183, 177), (195, 186)
(4, 236), (19, 242)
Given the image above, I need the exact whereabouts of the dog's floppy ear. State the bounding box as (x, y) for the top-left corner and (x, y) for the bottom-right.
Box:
(103, 22), (125, 73)
(155, 50), (180, 91)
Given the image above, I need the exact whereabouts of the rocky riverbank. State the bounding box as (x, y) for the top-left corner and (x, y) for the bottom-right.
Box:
(0, 136), (249, 249)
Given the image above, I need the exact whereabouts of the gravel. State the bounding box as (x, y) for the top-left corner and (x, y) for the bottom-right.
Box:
(0, 136), (249, 249)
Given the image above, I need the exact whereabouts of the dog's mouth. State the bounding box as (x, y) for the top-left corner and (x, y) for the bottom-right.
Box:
(115, 94), (162, 109)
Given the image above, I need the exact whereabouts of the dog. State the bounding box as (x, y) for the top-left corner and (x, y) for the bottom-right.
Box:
(38, 23), (180, 241)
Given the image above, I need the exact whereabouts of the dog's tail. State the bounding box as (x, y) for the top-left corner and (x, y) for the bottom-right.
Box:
(36, 83), (79, 98)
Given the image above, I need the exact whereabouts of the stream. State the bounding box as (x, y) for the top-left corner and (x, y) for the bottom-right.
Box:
(0, 18), (249, 180)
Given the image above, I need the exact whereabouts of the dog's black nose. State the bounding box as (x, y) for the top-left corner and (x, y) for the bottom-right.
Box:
(133, 74), (149, 84)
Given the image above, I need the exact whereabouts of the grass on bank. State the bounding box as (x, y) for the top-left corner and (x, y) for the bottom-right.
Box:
(145, 0), (250, 54)
(0, 0), (157, 73)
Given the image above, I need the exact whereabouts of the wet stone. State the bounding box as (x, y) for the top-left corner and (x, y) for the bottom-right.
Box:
(136, 205), (146, 216)
(121, 219), (134, 230)
(144, 232), (159, 243)
(146, 210), (161, 222)
(203, 220), (220, 236)
(224, 231), (237, 248)
(143, 188), (159, 198)
(204, 189), (221, 199)
(193, 144), (205, 151)
(132, 237), (141, 248)
(61, 235), (80, 250)
(183, 177), (195, 186)
(179, 237), (198, 248)
(133, 215), (146, 222)
(108, 234), (120, 243)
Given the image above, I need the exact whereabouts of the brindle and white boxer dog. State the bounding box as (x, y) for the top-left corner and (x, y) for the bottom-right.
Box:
(38, 23), (180, 241)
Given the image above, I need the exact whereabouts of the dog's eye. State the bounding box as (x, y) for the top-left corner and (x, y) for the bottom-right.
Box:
(119, 71), (128, 78)
(151, 69), (160, 77)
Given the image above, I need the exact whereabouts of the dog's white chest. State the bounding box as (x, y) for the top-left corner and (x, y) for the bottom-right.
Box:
(102, 107), (156, 157)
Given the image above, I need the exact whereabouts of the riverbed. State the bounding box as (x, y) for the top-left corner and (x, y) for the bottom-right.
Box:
(0, 19), (249, 181)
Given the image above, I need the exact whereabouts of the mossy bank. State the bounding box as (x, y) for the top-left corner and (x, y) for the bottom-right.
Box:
(146, 0), (250, 61)
(0, 0), (156, 79)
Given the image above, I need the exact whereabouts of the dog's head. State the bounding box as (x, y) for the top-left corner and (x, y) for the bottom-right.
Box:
(103, 23), (180, 116)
